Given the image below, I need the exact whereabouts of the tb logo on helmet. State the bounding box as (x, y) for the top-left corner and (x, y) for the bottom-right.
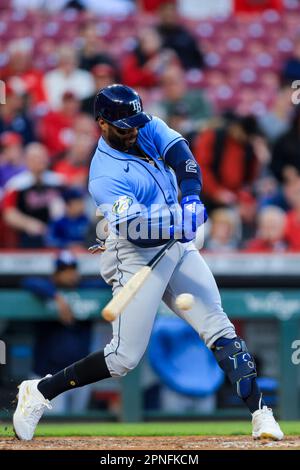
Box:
(131, 99), (142, 113)
(94, 84), (151, 128)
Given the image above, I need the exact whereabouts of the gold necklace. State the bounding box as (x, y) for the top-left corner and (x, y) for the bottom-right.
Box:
(134, 144), (157, 167)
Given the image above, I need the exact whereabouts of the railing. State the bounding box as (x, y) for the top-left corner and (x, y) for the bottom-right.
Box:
(1, 251), (300, 276)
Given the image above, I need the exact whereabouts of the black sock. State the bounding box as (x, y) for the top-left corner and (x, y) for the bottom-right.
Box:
(243, 380), (266, 414)
(37, 350), (111, 400)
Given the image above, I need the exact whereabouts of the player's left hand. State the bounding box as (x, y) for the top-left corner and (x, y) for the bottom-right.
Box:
(88, 238), (106, 254)
(180, 195), (207, 243)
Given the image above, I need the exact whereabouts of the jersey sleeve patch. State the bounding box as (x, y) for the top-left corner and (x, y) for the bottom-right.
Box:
(112, 195), (133, 215)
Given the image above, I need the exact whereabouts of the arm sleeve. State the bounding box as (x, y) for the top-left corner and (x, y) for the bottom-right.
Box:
(165, 140), (202, 197)
(21, 277), (57, 299)
(46, 219), (65, 248)
(2, 189), (18, 211)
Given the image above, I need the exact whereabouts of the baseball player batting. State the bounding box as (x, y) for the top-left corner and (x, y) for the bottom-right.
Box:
(13, 84), (283, 441)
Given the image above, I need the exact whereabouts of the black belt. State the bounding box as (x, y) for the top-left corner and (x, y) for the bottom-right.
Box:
(129, 238), (171, 248)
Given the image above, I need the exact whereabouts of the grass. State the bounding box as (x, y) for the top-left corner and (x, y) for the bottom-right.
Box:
(1, 421), (300, 438)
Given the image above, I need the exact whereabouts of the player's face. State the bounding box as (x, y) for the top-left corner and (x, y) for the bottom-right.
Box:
(54, 268), (80, 287)
(99, 120), (139, 151)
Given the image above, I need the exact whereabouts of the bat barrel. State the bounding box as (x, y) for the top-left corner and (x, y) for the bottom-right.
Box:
(101, 239), (177, 322)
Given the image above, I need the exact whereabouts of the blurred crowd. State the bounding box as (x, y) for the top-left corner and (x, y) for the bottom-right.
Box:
(1, 0), (300, 253)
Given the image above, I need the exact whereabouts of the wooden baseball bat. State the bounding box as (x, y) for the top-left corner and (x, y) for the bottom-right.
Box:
(101, 238), (177, 322)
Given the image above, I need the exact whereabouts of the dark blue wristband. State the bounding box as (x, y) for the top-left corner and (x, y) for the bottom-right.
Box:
(180, 179), (201, 198)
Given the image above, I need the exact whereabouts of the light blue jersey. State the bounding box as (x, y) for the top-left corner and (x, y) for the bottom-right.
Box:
(89, 116), (185, 242)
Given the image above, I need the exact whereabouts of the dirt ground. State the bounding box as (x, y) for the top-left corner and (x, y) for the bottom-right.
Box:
(0, 435), (299, 450)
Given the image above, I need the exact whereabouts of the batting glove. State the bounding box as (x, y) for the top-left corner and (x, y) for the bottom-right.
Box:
(88, 238), (106, 254)
(180, 195), (207, 243)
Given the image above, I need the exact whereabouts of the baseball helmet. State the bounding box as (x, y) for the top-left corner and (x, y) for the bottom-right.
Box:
(94, 84), (151, 129)
(55, 250), (78, 272)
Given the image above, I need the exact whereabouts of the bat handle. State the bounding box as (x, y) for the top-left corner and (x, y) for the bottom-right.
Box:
(148, 238), (177, 269)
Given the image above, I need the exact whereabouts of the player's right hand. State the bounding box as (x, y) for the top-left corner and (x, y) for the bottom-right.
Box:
(169, 196), (207, 243)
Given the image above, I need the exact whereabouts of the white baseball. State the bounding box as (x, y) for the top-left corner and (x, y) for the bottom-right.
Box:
(175, 293), (195, 311)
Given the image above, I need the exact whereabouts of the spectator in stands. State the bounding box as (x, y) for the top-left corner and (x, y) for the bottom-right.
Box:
(78, 21), (117, 72)
(0, 85), (35, 145)
(12, 0), (69, 11)
(2, 143), (65, 248)
(156, 1), (204, 70)
(256, 172), (287, 212)
(122, 27), (178, 88)
(81, 64), (117, 117)
(193, 115), (262, 211)
(13, 0), (135, 13)
(258, 85), (293, 143)
(137, 0), (168, 12)
(283, 176), (300, 251)
(271, 104), (300, 184)
(44, 45), (95, 110)
(0, 132), (26, 190)
(237, 189), (258, 243)
(205, 208), (241, 252)
(159, 65), (213, 136)
(166, 103), (198, 146)
(47, 188), (90, 249)
(234, 0), (282, 14)
(54, 114), (97, 187)
(235, 87), (265, 117)
(244, 206), (288, 253)
(282, 34), (300, 83)
(22, 250), (106, 413)
(177, 0), (232, 19)
(0, 39), (48, 110)
(71, 0), (136, 15)
(38, 91), (80, 160)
